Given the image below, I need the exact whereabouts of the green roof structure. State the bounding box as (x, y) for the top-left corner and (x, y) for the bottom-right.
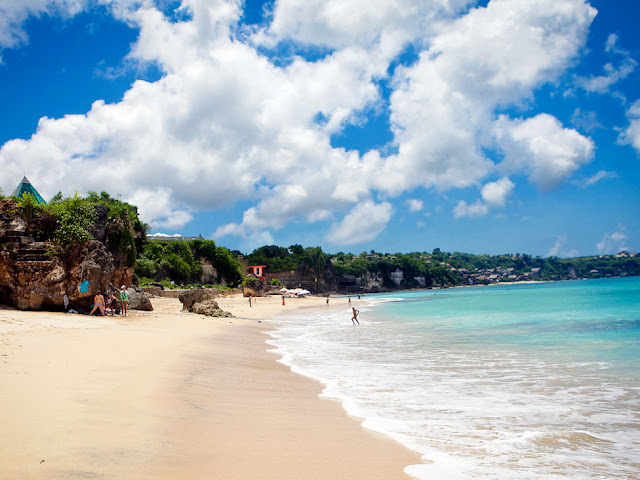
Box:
(11, 176), (47, 204)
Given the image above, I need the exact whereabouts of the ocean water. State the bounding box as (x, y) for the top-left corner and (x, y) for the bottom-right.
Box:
(266, 277), (640, 480)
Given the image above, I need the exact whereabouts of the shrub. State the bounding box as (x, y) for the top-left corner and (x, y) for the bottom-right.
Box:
(16, 193), (43, 225)
(49, 193), (97, 251)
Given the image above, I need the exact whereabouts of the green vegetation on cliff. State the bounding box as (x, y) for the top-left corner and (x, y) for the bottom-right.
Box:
(244, 244), (329, 276)
(135, 239), (243, 287)
(330, 249), (640, 288)
(239, 245), (640, 290)
(12, 190), (143, 264)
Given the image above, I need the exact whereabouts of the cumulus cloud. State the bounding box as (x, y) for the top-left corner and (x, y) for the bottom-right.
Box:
(406, 199), (424, 212)
(481, 177), (515, 208)
(619, 100), (640, 153)
(453, 200), (488, 219)
(378, 0), (596, 194)
(0, 0), (601, 246)
(597, 225), (629, 255)
(494, 114), (595, 191)
(264, 0), (474, 51)
(127, 187), (193, 231)
(454, 177), (514, 218)
(326, 200), (392, 245)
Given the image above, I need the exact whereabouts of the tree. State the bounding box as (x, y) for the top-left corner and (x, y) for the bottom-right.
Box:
(289, 244), (304, 255)
(166, 253), (191, 283)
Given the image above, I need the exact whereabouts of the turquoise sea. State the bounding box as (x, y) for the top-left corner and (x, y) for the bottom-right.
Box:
(267, 277), (640, 480)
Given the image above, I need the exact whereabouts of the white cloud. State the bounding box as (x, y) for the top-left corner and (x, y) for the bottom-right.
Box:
(128, 187), (193, 231)
(575, 60), (637, 94)
(547, 234), (578, 258)
(454, 177), (514, 218)
(597, 226), (629, 255)
(0, 0), (601, 247)
(2, 2), (381, 234)
(378, 0), (596, 194)
(573, 170), (618, 188)
(481, 177), (515, 208)
(406, 199), (424, 212)
(619, 100), (640, 154)
(570, 108), (603, 133)
(264, 0), (474, 51)
(605, 34), (621, 53)
(0, 0), (88, 56)
(575, 33), (637, 94)
(453, 200), (488, 219)
(326, 200), (392, 245)
(494, 114), (594, 191)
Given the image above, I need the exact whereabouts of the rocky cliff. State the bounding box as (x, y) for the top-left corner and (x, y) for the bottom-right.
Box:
(0, 198), (138, 311)
(265, 263), (337, 294)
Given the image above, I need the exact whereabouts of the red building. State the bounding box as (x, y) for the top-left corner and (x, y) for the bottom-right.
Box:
(248, 265), (266, 279)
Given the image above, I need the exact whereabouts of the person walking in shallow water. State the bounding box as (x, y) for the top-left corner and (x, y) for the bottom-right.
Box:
(351, 307), (359, 325)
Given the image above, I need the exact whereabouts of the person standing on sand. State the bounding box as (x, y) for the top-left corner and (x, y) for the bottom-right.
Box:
(282, 295), (285, 306)
(348, 296), (351, 305)
(249, 296), (252, 307)
(351, 307), (359, 325)
(90, 291), (105, 316)
(120, 285), (129, 317)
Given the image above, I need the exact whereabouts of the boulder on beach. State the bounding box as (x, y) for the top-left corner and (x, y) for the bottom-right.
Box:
(179, 288), (218, 312)
(191, 299), (234, 318)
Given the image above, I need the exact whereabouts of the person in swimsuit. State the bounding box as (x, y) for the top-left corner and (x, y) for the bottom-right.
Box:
(90, 291), (106, 316)
(351, 307), (360, 325)
(120, 285), (129, 317)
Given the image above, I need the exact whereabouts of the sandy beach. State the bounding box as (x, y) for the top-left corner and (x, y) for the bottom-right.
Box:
(0, 294), (421, 479)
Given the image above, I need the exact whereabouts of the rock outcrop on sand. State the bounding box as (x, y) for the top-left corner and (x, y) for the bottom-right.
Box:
(0, 198), (139, 312)
(191, 299), (234, 318)
(178, 288), (217, 311)
(178, 289), (233, 317)
(127, 288), (153, 311)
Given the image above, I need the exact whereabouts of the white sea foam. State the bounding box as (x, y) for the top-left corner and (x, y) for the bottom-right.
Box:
(268, 280), (640, 479)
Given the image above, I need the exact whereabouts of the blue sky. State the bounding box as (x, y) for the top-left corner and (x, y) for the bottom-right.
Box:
(0, 0), (638, 257)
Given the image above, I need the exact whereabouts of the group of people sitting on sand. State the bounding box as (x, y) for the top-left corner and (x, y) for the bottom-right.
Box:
(90, 285), (130, 317)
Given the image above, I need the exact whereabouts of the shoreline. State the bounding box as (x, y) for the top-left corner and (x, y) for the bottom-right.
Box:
(0, 294), (422, 479)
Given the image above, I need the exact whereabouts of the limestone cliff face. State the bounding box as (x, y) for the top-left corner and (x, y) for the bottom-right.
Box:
(0, 198), (135, 311)
(265, 263), (337, 293)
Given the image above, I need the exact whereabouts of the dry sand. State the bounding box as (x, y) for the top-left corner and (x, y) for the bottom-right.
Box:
(0, 294), (422, 479)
